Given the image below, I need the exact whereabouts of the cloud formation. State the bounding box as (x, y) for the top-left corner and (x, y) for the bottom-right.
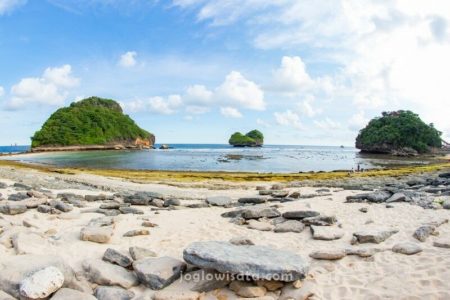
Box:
(220, 106), (242, 118)
(118, 51), (137, 68)
(0, 0), (26, 15)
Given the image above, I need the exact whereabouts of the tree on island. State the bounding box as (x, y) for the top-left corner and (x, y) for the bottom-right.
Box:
(229, 130), (264, 147)
(356, 110), (442, 156)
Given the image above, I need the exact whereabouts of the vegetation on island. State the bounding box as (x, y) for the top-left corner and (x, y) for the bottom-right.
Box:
(356, 110), (442, 155)
(229, 130), (264, 147)
(31, 97), (154, 148)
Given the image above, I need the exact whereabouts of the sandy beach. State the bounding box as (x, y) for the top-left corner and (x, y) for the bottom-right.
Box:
(1, 163), (449, 300)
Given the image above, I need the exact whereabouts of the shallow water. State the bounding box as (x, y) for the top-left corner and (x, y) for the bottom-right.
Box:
(1, 144), (438, 173)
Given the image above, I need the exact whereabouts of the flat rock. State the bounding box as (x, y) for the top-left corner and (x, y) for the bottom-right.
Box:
(103, 248), (133, 268)
(443, 199), (450, 209)
(152, 290), (200, 300)
(82, 259), (138, 289)
(183, 241), (309, 281)
(433, 239), (450, 249)
(129, 246), (157, 260)
(182, 269), (231, 292)
(386, 193), (407, 203)
(310, 226), (344, 240)
(50, 200), (73, 212)
(80, 226), (113, 243)
(238, 197), (267, 204)
(282, 211), (320, 220)
(242, 206), (281, 219)
(229, 236), (255, 246)
(309, 250), (347, 260)
(413, 225), (436, 242)
(133, 256), (186, 290)
(0, 204), (27, 215)
(119, 206), (144, 214)
(271, 191), (289, 198)
(95, 286), (134, 300)
(302, 215), (336, 226)
(207, 196), (233, 207)
(247, 220), (273, 231)
(353, 230), (398, 244)
(12, 232), (52, 255)
(19, 266), (64, 299)
(230, 281), (267, 297)
(274, 220), (305, 233)
(123, 229), (149, 237)
(392, 242), (423, 255)
(51, 288), (96, 300)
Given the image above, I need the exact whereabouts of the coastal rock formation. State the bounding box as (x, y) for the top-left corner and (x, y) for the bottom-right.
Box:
(31, 97), (155, 151)
(229, 130), (264, 147)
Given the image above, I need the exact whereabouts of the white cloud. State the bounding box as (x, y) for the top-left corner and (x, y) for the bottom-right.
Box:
(184, 84), (213, 105)
(348, 111), (369, 131)
(256, 118), (271, 128)
(272, 56), (313, 93)
(118, 51), (137, 68)
(274, 110), (303, 129)
(314, 118), (343, 131)
(297, 95), (321, 118)
(5, 64), (79, 110)
(216, 71), (265, 110)
(124, 94), (182, 115)
(0, 0), (26, 15)
(220, 106), (242, 118)
(0, 86), (4, 97)
(186, 105), (210, 114)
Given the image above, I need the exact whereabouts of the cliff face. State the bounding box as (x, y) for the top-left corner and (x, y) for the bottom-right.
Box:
(31, 97), (155, 151)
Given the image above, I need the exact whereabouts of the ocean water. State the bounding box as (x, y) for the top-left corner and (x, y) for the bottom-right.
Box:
(0, 145), (30, 154)
(0, 144), (437, 173)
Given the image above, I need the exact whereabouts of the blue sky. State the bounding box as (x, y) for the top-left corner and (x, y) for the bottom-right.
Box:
(1, 0), (449, 145)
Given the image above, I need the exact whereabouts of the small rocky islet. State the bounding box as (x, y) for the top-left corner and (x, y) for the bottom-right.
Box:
(1, 165), (450, 299)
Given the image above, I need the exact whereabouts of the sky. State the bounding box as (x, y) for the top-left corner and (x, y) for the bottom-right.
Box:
(0, 0), (449, 146)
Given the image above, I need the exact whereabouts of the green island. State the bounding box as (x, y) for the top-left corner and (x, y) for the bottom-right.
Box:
(31, 97), (154, 151)
(356, 110), (443, 156)
(229, 130), (264, 147)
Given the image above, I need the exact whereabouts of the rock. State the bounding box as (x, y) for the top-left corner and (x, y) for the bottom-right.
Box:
(0, 290), (15, 300)
(272, 191), (289, 198)
(129, 246), (157, 260)
(8, 192), (30, 201)
(439, 172), (450, 178)
(386, 193), (407, 203)
(103, 248), (133, 268)
(37, 205), (53, 214)
(282, 211), (320, 220)
(0, 182), (7, 189)
(164, 199), (181, 207)
(392, 242), (423, 255)
(19, 266), (64, 299)
(242, 206), (281, 219)
(345, 248), (377, 257)
(123, 229), (149, 237)
(99, 203), (123, 209)
(274, 220), (305, 233)
(280, 280), (316, 300)
(271, 184), (285, 190)
(182, 269), (231, 292)
(353, 230), (398, 244)
(229, 216), (246, 225)
(141, 221), (158, 227)
(413, 225), (436, 242)
(359, 207), (368, 213)
(221, 209), (246, 218)
(50, 200), (73, 212)
(230, 281), (267, 297)
(82, 259), (138, 289)
(119, 207), (144, 214)
(310, 226), (344, 240)
(88, 216), (115, 227)
(229, 236), (255, 246)
(85, 194), (111, 202)
(183, 241), (309, 281)
(433, 239), (450, 249)
(12, 232), (51, 255)
(247, 220), (273, 231)
(51, 288), (96, 300)
(309, 250), (347, 260)
(0, 255), (76, 299)
(152, 290), (200, 300)
(0, 204), (27, 215)
(133, 256), (186, 290)
(206, 196), (233, 207)
(443, 199), (450, 209)
(346, 193), (370, 203)
(80, 226), (113, 243)
(259, 190), (273, 196)
(366, 191), (392, 203)
(238, 197), (267, 204)
(289, 192), (301, 199)
(302, 215), (336, 226)
(256, 279), (285, 291)
(95, 286), (134, 300)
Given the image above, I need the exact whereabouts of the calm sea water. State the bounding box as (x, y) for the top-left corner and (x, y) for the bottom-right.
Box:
(0, 144), (437, 173)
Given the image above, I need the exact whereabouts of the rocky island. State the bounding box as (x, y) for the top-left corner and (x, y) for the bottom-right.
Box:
(356, 110), (443, 156)
(229, 130), (264, 147)
(31, 97), (155, 152)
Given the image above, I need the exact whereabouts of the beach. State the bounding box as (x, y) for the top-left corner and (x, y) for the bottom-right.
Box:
(1, 162), (450, 299)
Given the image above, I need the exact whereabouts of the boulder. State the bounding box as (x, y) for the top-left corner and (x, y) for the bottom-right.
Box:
(206, 196), (233, 207)
(133, 256), (186, 290)
(51, 288), (96, 300)
(103, 248), (133, 268)
(392, 242), (423, 255)
(80, 226), (113, 243)
(0, 204), (27, 215)
(8, 192), (30, 201)
(50, 200), (73, 212)
(282, 211), (320, 220)
(238, 197), (267, 204)
(82, 259), (138, 289)
(274, 220), (305, 233)
(413, 225), (436, 242)
(310, 226), (344, 240)
(19, 266), (64, 299)
(183, 241), (309, 281)
(353, 230), (398, 244)
(129, 246), (157, 260)
(95, 286), (134, 300)
(302, 215), (336, 226)
(241, 206), (281, 219)
(309, 250), (347, 260)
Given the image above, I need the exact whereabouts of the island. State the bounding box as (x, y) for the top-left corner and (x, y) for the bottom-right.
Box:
(31, 96), (155, 152)
(229, 130), (264, 147)
(355, 110), (442, 156)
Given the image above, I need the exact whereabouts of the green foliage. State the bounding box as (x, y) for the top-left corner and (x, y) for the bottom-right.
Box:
(356, 110), (442, 153)
(229, 129), (264, 147)
(31, 97), (152, 147)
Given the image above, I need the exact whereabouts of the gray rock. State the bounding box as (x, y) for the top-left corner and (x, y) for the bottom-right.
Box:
(0, 204), (27, 215)
(129, 246), (157, 260)
(353, 230), (398, 244)
(413, 225), (436, 242)
(274, 220), (305, 233)
(95, 286), (134, 300)
(392, 242), (423, 255)
(85, 194), (111, 202)
(88, 216), (115, 227)
(386, 193), (407, 203)
(183, 241), (309, 281)
(8, 192), (30, 201)
(433, 239), (450, 249)
(164, 199), (181, 207)
(439, 172), (450, 178)
(99, 203), (123, 209)
(282, 211), (320, 220)
(150, 199), (165, 208)
(207, 196), (233, 207)
(302, 215), (336, 226)
(221, 209), (246, 218)
(82, 259), (138, 289)
(366, 191), (392, 203)
(80, 226), (113, 244)
(50, 200), (73, 212)
(359, 207), (368, 213)
(51, 288), (96, 300)
(443, 199), (450, 209)
(133, 256), (186, 290)
(229, 236), (255, 246)
(310, 226), (344, 240)
(0, 182), (8, 189)
(309, 250), (347, 260)
(258, 190), (273, 196)
(19, 266), (64, 299)
(182, 269), (231, 292)
(238, 197), (267, 204)
(119, 207), (144, 214)
(123, 229), (149, 237)
(37, 204), (53, 214)
(103, 248), (133, 268)
(271, 191), (289, 198)
(241, 206), (281, 219)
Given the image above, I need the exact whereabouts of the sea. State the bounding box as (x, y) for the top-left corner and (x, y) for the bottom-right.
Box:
(0, 144), (438, 173)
